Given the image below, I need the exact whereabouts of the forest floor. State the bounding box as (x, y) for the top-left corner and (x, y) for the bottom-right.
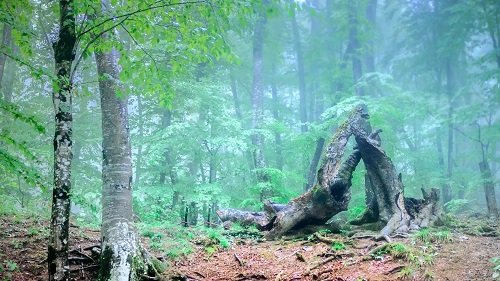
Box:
(0, 213), (498, 281)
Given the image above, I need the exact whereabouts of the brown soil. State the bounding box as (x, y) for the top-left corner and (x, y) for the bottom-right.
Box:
(0, 215), (498, 281)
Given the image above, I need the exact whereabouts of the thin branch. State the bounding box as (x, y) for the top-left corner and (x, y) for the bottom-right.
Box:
(78, 0), (208, 39)
(70, 16), (130, 84)
(119, 23), (171, 96)
(454, 126), (481, 145)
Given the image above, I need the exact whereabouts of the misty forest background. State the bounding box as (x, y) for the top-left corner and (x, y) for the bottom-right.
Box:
(1, 0), (499, 238)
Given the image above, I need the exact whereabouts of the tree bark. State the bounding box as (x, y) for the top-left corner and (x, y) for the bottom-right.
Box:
(270, 64), (283, 171)
(348, 0), (364, 96)
(479, 160), (499, 219)
(291, 10), (308, 133)
(48, 1), (76, 280)
(265, 105), (370, 239)
(0, 22), (12, 93)
(93, 4), (148, 276)
(134, 95), (144, 188)
(443, 59), (454, 204)
(251, 1), (268, 190)
(220, 105), (442, 241)
(230, 72), (255, 183)
(159, 109), (178, 185)
(304, 0), (324, 191)
(365, 0), (377, 96)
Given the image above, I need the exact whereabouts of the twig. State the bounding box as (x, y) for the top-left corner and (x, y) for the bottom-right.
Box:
(83, 244), (101, 251)
(313, 233), (337, 244)
(69, 264), (99, 272)
(70, 249), (95, 263)
(305, 256), (337, 275)
(385, 265), (405, 275)
(234, 253), (244, 266)
(278, 250), (299, 261)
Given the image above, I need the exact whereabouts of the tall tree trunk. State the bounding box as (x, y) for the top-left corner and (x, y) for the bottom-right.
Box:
(479, 160), (498, 219)
(230, 75), (243, 120)
(348, 0), (364, 96)
(159, 109), (178, 184)
(304, 0), (324, 191)
(2, 46), (15, 102)
(0, 22), (12, 95)
(443, 59), (454, 204)
(94, 8), (145, 277)
(482, 1), (500, 68)
(365, 0), (377, 96)
(291, 11), (308, 133)
(270, 64), (283, 171)
(365, 0), (377, 74)
(251, 1), (268, 189)
(48, 1), (76, 280)
(134, 95), (144, 188)
(0, 23), (12, 85)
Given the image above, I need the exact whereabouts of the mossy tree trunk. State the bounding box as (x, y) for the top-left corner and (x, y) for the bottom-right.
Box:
(351, 118), (441, 240)
(264, 105), (370, 239)
(219, 105), (441, 241)
(48, 1), (76, 280)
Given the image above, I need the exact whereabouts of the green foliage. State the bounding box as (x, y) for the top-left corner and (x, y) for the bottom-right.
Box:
(423, 270), (435, 281)
(0, 100), (47, 190)
(492, 256), (500, 280)
(444, 199), (473, 214)
(375, 243), (414, 262)
(413, 229), (452, 244)
(398, 266), (414, 280)
(332, 241), (346, 251)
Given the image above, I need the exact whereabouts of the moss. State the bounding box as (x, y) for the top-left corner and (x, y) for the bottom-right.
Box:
(311, 184), (328, 203)
(151, 258), (167, 274)
(98, 246), (113, 281)
(130, 253), (149, 280)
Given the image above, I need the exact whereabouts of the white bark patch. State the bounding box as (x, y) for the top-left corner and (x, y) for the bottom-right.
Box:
(103, 221), (138, 281)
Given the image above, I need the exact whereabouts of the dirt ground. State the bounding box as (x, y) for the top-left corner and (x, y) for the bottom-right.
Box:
(0, 215), (498, 281)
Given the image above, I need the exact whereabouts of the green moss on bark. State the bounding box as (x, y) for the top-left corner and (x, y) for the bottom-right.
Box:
(98, 246), (113, 281)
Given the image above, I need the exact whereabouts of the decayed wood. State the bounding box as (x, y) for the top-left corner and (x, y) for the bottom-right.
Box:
(217, 104), (442, 240)
(265, 105), (370, 240)
(353, 127), (442, 239)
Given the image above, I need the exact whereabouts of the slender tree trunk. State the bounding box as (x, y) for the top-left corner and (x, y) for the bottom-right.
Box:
(270, 64), (283, 171)
(230, 75), (243, 120)
(443, 59), (454, 204)
(2, 47), (15, 102)
(365, 0), (377, 96)
(304, 0), (324, 191)
(0, 22), (12, 93)
(291, 11), (308, 133)
(365, 0), (377, 74)
(159, 109), (178, 184)
(94, 14), (144, 278)
(230, 74), (255, 183)
(134, 95), (144, 188)
(482, 1), (500, 68)
(479, 160), (498, 218)
(251, 1), (268, 188)
(348, 0), (364, 96)
(48, 1), (76, 280)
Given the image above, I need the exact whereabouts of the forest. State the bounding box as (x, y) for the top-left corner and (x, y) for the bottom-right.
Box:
(0, 0), (499, 280)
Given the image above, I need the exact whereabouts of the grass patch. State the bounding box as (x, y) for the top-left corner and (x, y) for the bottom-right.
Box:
(414, 229), (452, 244)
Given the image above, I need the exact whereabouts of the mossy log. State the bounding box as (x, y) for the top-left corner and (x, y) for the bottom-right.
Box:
(218, 104), (441, 240)
(352, 128), (442, 240)
(216, 201), (285, 230)
(265, 105), (370, 239)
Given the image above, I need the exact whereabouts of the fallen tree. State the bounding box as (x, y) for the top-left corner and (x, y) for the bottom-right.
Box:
(218, 104), (441, 240)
